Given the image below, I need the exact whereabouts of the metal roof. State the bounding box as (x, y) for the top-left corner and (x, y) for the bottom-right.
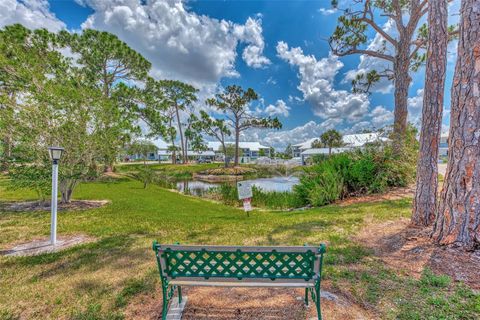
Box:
(207, 141), (269, 151)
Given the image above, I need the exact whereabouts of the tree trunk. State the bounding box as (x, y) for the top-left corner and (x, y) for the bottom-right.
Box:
(222, 143), (228, 168)
(432, 0), (480, 249)
(411, 0), (448, 226)
(174, 103), (185, 164)
(392, 45), (412, 155)
(234, 125), (240, 167)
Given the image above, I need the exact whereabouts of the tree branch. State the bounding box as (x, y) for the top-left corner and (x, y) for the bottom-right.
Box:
(358, 17), (398, 46)
(334, 48), (395, 62)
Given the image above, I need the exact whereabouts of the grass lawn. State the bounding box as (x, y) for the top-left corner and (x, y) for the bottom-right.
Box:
(0, 176), (479, 319)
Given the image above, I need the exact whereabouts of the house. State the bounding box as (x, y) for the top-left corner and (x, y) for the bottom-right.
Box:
(293, 132), (388, 158)
(292, 138), (318, 158)
(439, 133), (448, 157)
(296, 132), (389, 165)
(206, 141), (270, 163)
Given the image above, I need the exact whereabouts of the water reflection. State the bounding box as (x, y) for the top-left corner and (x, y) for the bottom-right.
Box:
(176, 176), (299, 196)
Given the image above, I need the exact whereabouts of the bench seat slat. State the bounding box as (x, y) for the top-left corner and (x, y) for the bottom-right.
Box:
(169, 280), (316, 288)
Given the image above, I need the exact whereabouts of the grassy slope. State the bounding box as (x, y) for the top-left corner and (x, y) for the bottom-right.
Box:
(0, 177), (478, 319)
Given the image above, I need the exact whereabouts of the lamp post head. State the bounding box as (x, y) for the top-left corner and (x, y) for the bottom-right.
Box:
(48, 147), (64, 164)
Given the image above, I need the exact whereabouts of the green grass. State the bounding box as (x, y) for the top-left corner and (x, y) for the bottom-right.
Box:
(0, 176), (478, 319)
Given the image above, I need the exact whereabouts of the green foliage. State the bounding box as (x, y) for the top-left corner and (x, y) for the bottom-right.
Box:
(126, 140), (157, 163)
(320, 129), (343, 154)
(132, 165), (156, 189)
(296, 136), (417, 207)
(7, 164), (51, 201)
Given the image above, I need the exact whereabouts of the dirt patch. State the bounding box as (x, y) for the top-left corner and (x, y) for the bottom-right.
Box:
(1, 200), (110, 212)
(337, 186), (415, 206)
(126, 286), (374, 320)
(355, 218), (480, 289)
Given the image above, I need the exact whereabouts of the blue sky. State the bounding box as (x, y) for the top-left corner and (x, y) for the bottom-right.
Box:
(1, 0), (459, 149)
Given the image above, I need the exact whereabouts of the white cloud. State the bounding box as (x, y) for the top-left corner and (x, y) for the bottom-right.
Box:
(276, 41), (369, 121)
(0, 0), (65, 31)
(318, 8), (337, 16)
(79, 0), (270, 87)
(264, 99), (290, 117)
(408, 88), (424, 125)
(266, 76), (277, 85)
(240, 119), (343, 149)
(233, 17), (271, 68)
(370, 106), (394, 127)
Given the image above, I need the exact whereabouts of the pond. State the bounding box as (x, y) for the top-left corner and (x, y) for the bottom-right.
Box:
(176, 176), (300, 196)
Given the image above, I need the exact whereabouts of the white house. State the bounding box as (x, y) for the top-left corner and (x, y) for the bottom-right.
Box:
(439, 133), (449, 157)
(295, 132), (389, 165)
(292, 132), (388, 158)
(128, 139), (215, 162)
(207, 141), (270, 163)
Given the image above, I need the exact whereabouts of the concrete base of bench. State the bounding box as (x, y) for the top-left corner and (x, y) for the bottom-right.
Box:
(166, 296), (188, 320)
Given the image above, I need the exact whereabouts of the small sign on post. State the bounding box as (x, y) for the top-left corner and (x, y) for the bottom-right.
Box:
(237, 181), (253, 215)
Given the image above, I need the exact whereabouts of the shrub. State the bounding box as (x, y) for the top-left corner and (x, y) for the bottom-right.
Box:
(201, 167), (257, 176)
(295, 135), (417, 207)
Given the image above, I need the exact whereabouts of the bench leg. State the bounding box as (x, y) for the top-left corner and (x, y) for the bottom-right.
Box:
(304, 288), (309, 306)
(178, 286), (182, 304)
(161, 284), (168, 320)
(314, 283), (322, 320)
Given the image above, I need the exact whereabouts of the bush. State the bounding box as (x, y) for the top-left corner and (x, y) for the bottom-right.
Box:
(295, 136), (417, 207)
(201, 167), (257, 176)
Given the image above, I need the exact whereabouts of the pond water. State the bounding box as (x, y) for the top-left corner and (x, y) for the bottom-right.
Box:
(176, 176), (300, 196)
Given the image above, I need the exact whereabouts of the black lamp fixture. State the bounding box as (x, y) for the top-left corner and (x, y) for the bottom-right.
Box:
(48, 146), (64, 164)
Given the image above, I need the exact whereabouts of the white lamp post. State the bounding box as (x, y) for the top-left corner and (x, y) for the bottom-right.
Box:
(48, 146), (64, 245)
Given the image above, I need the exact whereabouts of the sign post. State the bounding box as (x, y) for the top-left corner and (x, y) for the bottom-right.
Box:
(237, 181), (253, 216)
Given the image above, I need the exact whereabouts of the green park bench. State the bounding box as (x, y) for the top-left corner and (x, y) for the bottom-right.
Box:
(152, 241), (327, 319)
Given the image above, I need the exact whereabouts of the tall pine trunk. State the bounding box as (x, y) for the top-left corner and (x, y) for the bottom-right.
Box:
(234, 125), (240, 167)
(432, 0), (480, 249)
(392, 46), (412, 155)
(174, 103), (185, 164)
(412, 0), (448, 226)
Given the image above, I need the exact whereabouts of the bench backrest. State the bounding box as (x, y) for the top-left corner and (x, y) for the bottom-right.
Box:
(153, 242), (326, 284)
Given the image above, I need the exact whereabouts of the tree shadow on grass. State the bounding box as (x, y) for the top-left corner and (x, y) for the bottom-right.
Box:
(0, 235), (150, 281)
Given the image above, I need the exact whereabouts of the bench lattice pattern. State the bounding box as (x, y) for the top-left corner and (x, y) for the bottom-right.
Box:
(153, 242), (326, 320)
(164, 248), (316, 280)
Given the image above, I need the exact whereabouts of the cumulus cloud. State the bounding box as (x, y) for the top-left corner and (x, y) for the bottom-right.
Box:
(79, 0), (270, 87)
(264, 99), (290, 117)
(0, 0), (65, 31)
(276, 41), (369, 121)
(370, 106), (394, 127)
(233, 17), (271, 68)
(408, 88), (424, 125)
(240, 119), (342, 149)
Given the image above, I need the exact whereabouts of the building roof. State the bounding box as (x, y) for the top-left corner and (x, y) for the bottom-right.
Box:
(293, 132), (388, 150)
(152, 138), (170, 150)
(342, 132), (388, 147)
(207, 141), (269, 151)
(292, 138), (318, 150)
(301, 147), (353, 156)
